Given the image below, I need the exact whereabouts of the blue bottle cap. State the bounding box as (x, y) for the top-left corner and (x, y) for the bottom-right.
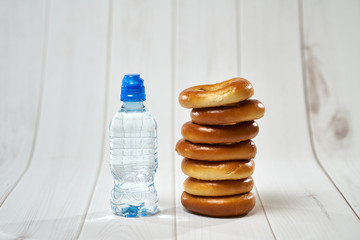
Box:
(120, 74), (146, 102)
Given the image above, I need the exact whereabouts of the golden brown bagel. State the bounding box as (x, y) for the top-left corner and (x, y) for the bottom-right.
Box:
(191, 99), (265, 125)
(181, 191), (256, 217)
(184, 177), (254, 196)
(181, 121), (259, 144)
(175, 139), (256, 161)
(179, 78), (254, 108)
(181, 158), (255, 180)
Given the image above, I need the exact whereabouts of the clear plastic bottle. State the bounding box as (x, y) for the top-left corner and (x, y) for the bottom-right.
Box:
(109, 74), (158, 217)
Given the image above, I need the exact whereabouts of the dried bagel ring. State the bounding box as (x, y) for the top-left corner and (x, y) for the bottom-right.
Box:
(181, 121), (259, 144)
(175, 139), (256, 161)
(179, 78), (253, 108)
(183, 177), (254, 196)
(181, 158), (255, 180)
(191, 99), (265, 125)
(181, 191), (256, 217)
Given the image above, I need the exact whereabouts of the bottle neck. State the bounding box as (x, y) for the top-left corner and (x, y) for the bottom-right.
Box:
(121, 101), (145, 110)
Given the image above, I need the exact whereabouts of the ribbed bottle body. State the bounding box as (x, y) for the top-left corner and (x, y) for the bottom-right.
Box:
(109, 102), (158, 217)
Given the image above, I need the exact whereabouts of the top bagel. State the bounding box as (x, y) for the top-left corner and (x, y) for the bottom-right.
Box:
(178, 78), (254, 108)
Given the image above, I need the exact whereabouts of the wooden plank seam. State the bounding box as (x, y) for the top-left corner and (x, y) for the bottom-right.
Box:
(238, 1), (276, 239)
(171, 0), (178, 239)
(0, 0), (51, 207)
(297, 0), (360, 221)
(75, 0), (114, 238)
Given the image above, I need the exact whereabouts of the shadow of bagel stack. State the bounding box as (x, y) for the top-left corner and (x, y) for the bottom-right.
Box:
(175, 78), (265, 217)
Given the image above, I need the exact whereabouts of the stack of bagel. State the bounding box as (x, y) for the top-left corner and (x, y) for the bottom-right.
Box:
(175, 78), (265, 217)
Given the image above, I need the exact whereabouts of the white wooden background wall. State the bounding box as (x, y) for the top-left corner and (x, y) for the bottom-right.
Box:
(1, 0), (359, 239)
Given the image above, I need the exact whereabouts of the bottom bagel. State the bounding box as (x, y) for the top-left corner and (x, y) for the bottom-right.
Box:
(181, 191), (256, 217)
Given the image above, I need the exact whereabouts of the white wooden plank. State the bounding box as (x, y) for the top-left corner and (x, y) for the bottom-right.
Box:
(174, 0), (275, 239)
(301, 0), (360, 216)
(0, 0), (108, 239)
(78, 0), (175, 239)
(0, 0), (46, 205)
(240, 0), (360, 239)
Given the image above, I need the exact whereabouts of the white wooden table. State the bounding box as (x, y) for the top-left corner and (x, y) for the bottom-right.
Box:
(1, 0), (360, 239)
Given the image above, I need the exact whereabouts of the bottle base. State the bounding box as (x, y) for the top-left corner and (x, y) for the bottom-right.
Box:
(111, 202), (158, 217)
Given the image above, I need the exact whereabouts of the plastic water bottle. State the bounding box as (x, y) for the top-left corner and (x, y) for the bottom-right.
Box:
(109, 74), (158, 217)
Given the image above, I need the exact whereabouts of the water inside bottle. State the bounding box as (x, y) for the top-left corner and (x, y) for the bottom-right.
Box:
(109, 102), (158, 217)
